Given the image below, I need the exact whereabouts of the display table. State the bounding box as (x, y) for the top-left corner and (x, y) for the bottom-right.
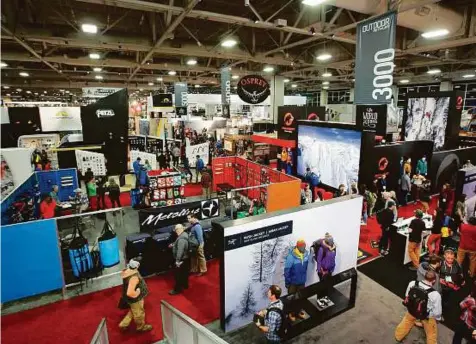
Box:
(388, 214), (433, 265)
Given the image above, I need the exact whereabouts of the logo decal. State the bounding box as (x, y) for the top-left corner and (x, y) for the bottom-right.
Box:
(237, 75), (270, 104)
(96, 109), (115, 118)
(201, 199), (219, 219)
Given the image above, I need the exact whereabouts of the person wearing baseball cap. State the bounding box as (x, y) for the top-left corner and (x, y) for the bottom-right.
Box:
(407, 209), (426, 271)
(119, 258), (152, 332)
(284, 239), (309, 322)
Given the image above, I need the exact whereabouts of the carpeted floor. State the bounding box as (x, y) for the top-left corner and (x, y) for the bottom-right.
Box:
(1, 260), (220, 344)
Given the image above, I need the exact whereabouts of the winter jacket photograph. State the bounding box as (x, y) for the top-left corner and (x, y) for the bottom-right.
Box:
(284, 248), (309, 287)
(316, 244), (336, 275)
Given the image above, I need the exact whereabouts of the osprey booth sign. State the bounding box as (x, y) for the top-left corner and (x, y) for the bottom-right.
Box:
(237, 75), (270, 104)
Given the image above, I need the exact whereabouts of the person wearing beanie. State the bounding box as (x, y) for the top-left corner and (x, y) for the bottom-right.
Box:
(407, 209), (426, 271)
(284, 239), (309, 322)
(316, 234), (337, 281)
(119, 259), (152, 332)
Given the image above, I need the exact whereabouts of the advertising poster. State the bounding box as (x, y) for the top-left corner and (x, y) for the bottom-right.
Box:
(75, 149), (107, 176)
(152, 94), (173, 107)
(462, 168), (476, 220)
(186, 142), (210, 166)
(130, 150), (157, 171)
(277, 106), (305, 140)
(82, 87), (123, 98)
(221, 66), (231, 105)
(297, 125), (362, 190)
(355, 11), (397, 104)
(221, 196), (362, 332)
(355, 105), (387, 135)
(305, 106), (326, 121)
(39, 107), (82, 132)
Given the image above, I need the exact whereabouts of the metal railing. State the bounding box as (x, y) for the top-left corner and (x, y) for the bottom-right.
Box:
(89, 318), (109, 344)
(161, 301), (228, 344)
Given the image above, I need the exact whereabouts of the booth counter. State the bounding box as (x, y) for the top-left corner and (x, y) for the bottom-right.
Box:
(389, 214), (432, 265)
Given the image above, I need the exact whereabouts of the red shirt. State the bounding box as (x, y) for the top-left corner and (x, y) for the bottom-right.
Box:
(201, 171), (212, 188)
(40, 200), (56, 219)
(459, 295), (476, 330)
(460, 223), (476, 251)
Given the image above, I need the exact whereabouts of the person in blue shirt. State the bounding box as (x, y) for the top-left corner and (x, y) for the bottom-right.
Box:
(284, 239), (309, 322)
(133, 157), (142, 187)
(187, 213), (207, 276)
(195, 155), (205, 183)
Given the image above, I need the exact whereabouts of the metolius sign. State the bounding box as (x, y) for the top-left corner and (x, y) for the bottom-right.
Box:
(139, 198), (220, 231)
(355, 11), (397, 104)
(237, 75), (270, 104)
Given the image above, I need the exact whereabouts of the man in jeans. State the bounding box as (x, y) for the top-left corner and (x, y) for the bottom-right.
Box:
(408, 209), (426, 271)
(400, 171), (412, 205)
(188, 214), (207, 276)
(256, 285), (283, 344)
(395, 271), (442, 344)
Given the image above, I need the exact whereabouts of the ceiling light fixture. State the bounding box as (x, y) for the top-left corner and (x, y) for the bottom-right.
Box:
(157, 77), (163, 81)
(427, 68), (441, 74)
(322, 81), (329, 85)
(89, 53), (101, 60)
(284, 79), (290, 83)
(316, 53), (332, 61)
(81, 23), (98, 34)
(0, 62), (8, 68)
(93, 67), (102, 72)
(232, 75), (239, 80)
(16, 88), (22, 92)
(263, 66), (274, 72)
(463, 74), (475, 78)
(95, 75), (103, 80)
(148, 82), (154, 86)
(291, 84), (297, 88)
(400, 79), (410, 84)
(3, 86), (10, 89)
(323, 86), (329, 90)
(168, 71), (177, 75)
(302, 0), (328, 6)
(19, 72), (29, 77)
(186, 58), (197, 66)
(26, 90), (31, 94)
(221, 38), (237, 48)
(421, 29), (449, 39)
(322, 72), (332, 77)
(194, 84), (201, 88)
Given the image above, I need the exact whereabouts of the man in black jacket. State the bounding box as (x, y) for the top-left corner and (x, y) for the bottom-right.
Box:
(378, 200), (396, 255)
(170, 224), (190, 295)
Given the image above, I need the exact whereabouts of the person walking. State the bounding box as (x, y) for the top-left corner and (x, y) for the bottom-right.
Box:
(407, 209), (426, 271)
(86, 177), (98, 211)
(96, 176), (107, 210)
(195, 155), (205, 183)
(395, 270), (442, 344)
(377, 200), (396, 255)
(169, 224), (190, 295)
(182, 155), (193, 183)
(256, 285), (284, 344)
(452, 281), (476, 344)
(188, 214), (207, 276)
(118, 259), (153, 332)
(107, 178), (122, 209)
(427, 209), (445, 256)
(201, 166), (212, 199)
(172, 145), (181, 167)
(400, 172), (412, 206)
(457, 216), (476, 278)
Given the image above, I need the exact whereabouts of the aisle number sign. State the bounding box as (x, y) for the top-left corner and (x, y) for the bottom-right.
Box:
(355, 11), (397, 104)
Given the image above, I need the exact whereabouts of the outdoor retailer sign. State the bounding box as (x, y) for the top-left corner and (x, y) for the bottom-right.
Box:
(355, 11), (397, 104)
(237, 75), (270, 104)
(139, 198), (220, 231)
(356, 105), (387, 135)
(82, 87), (123, 98)
(224, 221), (293, 251)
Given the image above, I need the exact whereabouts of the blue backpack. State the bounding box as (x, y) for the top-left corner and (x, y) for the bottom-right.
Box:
(310, 173), (320, 187)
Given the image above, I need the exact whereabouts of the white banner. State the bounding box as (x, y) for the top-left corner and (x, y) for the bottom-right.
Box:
(39, 107), (82, 132)
(82, 87), (123, 98)
(186, 142), (209, 167)
(1, 107), (9, 124)
(75, 150), (107, 176)
(130, 150), (157, 170)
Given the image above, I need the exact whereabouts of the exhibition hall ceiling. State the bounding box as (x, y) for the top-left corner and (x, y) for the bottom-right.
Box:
(1, 0), (475, 100)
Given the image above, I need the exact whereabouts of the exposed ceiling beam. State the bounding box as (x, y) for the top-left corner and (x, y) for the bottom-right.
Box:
(129, 0), (201, 80)
(100, 11), (130, 35)
(265, 0), (294, 23)
(283, 7), (306, 45)
(247, 2), (263, 22)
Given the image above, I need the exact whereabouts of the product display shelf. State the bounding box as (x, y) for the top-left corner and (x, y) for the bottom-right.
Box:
(149, 172), (185, 207)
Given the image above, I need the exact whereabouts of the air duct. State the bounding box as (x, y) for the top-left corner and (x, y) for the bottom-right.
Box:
(334, 0), (464, 34)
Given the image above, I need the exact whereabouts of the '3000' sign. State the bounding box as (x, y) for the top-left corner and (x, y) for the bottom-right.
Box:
(372, 48), (395, 101)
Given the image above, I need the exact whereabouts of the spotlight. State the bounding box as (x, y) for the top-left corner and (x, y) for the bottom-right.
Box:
(89, 53), (101, 59)
(95, 75), (104, 80)
(302, 0), (328, 6)
(284, 79), (290, 83)
(19, 72), (30, 77)
(232, 75), (239, 80)
(263, 66), (274, 73)
(400, 79), (410, 84)
(81, 24), (98, 34)
(421, 29), (449, 39)
(93, 67), (102, 72)
(316, 54), (332, 61)
(322, 81), (329, 85)
(186, 58), (197, 66)
(291, 84), (297, 88)
(221, 38), (237, 48)
(427, 69), (441, 75)
(322, 72), (332, 77)
(157, 77), (163, 81)
(0, 62), (8, 68)
(168, 71), (177, 75)
(462, 74), (475, 79)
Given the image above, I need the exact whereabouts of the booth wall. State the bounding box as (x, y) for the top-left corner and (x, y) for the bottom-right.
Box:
(36, 169), (79, 201)
(266, 181), (301, 213)
(1, 173), (38, 225)
(1, 148), (34, 193)
(219, 196), (362, 332)
(1, 219), (63, 303)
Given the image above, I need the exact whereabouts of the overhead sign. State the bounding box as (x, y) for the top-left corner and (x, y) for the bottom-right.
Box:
(356, 105), (387, 135)
(221, 66), (231, 105)
(186, 142), (210, 166)
(153, 94), (173, 107)
(39, 107), (82, 132)
(355, 11), (397, 104)
(175, 106), (187, 117)
(174, 82), (188, 107)
(139, 198), (220, 231)
(82, 87), (123, 98)
(237, 75), (270, 104)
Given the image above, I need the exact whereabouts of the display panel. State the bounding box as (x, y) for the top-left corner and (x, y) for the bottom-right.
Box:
(220, 196), (362, 332)
(462, 168), (476, 220)
(404, 97), (450, 150)
(297, 125), (361, 189)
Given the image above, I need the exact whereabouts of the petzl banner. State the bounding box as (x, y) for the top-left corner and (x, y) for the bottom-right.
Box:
(221, 66), (231, 105)
(174, 82), (188, 107)
(355, 11), (397, 105)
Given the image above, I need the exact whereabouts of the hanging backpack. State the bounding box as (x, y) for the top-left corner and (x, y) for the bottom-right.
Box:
(402, 281), (434, 320)
(98, 219), (120, 267)
(266, 307), (289, 339)
(68, 220), (93, 278)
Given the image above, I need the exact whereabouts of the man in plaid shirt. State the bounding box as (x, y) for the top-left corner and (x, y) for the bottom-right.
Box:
(453, 281), (476, 343)
(256, 285), (284, 344)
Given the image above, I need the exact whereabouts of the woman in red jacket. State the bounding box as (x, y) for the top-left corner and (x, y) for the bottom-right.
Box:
(457, 217), (476, 278)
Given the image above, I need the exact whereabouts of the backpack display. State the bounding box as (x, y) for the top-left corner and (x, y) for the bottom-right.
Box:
(98, 219), (120, 268)
(68, 221), (93, 278)
(402, 281), (434, 320)
(266, 307), (289, 338)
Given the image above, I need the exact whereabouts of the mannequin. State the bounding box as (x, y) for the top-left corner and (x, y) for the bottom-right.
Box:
(284, 239), (309, 321)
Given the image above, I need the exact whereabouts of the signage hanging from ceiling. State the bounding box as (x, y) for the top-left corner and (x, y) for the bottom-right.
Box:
(82, 87), (123, 98)
(221, 66), (231, 105)
(355, 104), (387, 135)
(237, 75), (270, 104)
(39, 107), (82, 132)
(152, 93), (173, 107)
(174, 82), (188, 107)
(355, 11), (397, 105)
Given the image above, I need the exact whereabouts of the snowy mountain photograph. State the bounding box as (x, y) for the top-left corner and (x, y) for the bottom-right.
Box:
(297, 125), (362, 190)
(404, 97), (450, 150)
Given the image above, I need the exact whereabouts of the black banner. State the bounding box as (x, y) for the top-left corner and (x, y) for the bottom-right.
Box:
(139, 198), (220, 231)
(175, 106), (187, 118)
(237, 75), (270, 104)
(153, 94), (173, 107)
(146, 137), (163, 153)
(356, 105), (387, 135)
(305, 106), (326, 121)
(277, 106), (305, 140)
(224, 220), (293, 251)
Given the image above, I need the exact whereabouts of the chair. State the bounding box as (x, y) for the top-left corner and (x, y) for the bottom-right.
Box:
(323, 192), (334, 200)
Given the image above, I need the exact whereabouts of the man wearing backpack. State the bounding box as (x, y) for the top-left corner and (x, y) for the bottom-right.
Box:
(187, 214), (207, 276)
(395, 270), (442, 344)
(304, 167), (320, 202)
(256, 285), (284, 344)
